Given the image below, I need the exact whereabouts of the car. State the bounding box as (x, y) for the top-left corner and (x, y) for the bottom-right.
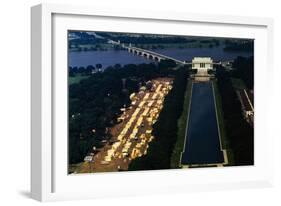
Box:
(122, 152), (129, 157)
(84, 156), (93, 162)
(101, 161), (109, 165)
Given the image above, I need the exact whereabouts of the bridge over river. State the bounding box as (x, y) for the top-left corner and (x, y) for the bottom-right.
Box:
(108, 39), (186, 64)
(108, 39), (229, 66)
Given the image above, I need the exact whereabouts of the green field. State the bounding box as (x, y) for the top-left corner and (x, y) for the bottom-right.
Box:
(69, 75), (90, 85)
(170, 80), (193, 168)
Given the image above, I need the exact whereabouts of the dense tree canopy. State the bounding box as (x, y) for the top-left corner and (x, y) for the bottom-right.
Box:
(215, 63), (254, 165)
(69, 60), (178, 164)
(232, 56), (254, 90)
(95, 32), (197, 44)
(224, 40), (254, 52)
(68, 31), (107, 46)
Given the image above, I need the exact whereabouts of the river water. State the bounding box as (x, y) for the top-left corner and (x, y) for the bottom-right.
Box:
(181, 82), (224, 165)
(68, 45), (252, 68)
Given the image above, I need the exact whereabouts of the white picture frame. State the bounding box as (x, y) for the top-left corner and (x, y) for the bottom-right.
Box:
(31, 3), (274, 202)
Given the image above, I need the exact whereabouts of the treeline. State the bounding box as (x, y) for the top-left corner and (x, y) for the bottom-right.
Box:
(68, 31), (107, 46)
(128, 67), (189, 170)
(224, 39), (254, 52)
(200, 39), (220, 46)
(69, 60), (177, 164)
(69, 59), (177, 78)
(232, 56), (254, 90)
(96, 32), (197, 44)
(216, 65), (254, 165)
(69, 64), (103, 77)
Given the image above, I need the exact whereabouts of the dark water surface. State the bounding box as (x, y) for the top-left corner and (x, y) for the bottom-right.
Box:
(69, 45), (252, 68)
(181, 82), (224, 165)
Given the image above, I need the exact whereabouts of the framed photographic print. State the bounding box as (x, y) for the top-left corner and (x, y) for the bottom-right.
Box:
(31, 3), (274, 201)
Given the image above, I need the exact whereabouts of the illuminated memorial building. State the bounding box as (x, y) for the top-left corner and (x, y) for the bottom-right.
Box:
(191, 57), (214, 81)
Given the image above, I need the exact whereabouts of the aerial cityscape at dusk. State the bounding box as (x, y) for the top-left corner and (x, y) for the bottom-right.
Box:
(68, 31), (254, 174)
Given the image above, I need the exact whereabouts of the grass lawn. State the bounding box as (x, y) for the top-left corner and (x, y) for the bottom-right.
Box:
(170, 80), (192, 168)
(69, 74), (90, 85)
(213, 80), (235, 165)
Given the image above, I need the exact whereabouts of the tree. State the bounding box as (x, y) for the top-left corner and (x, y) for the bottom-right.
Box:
(78, 66), (85, 73)
(215, 63), (254, 165)
(96, 63), (102, 70)
(69, 62), (178, 164)
(158, 59), (176, 69)
(86, 65), (95, 75)
(232, 56), (254, 89)
(114, 64), (121, 70)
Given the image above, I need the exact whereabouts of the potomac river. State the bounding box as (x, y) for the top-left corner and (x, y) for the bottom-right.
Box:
(69, 45), (252, 68)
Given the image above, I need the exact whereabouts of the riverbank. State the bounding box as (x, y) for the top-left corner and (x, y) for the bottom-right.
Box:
(69, 46), (253, 68)
(68, 41), (217, 52)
